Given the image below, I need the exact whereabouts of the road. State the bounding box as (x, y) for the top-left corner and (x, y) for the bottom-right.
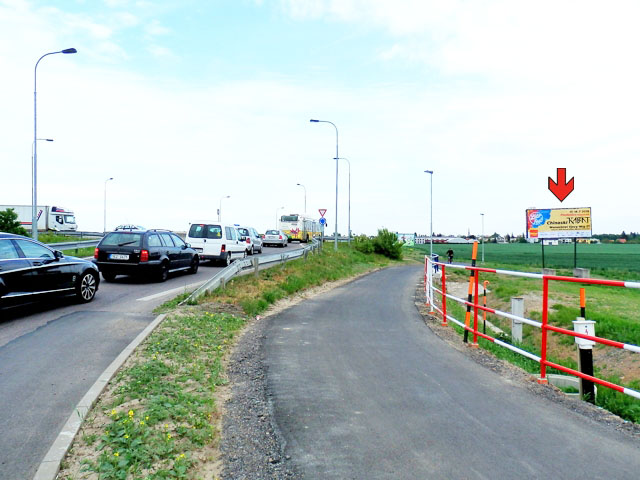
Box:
(265, 265), (640, 479)
(0, 244), (302, 480)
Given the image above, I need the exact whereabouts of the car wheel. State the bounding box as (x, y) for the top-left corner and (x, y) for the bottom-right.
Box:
(77, 271), (98, 303)
(102, 271), (117, 282)
(225, 253), (232, 266)
(189, 257), (199, 274)
(158, 263), (169, 282)
(249, 245), (254, 255)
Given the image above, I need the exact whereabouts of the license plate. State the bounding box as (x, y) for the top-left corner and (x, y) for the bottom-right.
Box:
(109, 254), (129, 260)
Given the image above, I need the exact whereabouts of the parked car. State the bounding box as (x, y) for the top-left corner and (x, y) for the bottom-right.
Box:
(0, 232), (99, 307)
(236, 226), (263, 255)
(93, 229), (199, 282)
(263, 229), (288, 248)
(186, 222), (246, 266)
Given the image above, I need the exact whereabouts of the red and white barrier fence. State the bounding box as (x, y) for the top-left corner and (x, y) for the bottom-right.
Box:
(424, 255), (640, 401)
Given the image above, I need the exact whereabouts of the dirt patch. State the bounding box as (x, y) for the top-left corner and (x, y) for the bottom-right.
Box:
(416, 279), (640, 437)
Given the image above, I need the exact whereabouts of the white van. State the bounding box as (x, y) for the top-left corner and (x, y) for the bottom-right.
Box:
(186, 222), (246, 266)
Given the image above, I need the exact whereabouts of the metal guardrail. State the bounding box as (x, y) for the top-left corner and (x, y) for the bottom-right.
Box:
(180, 238), (322, 305)
(49, 239), (101, 251)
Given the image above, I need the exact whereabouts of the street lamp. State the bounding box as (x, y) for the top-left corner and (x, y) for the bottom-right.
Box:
(218, 195), (230, 222)
(336, 158), (351, 245)
(33, 47), (77, 240)
(296, 183), (307, 213)
(481, 213), (485, 263)
(310, 118), (339, 251)
(104, 178), (114, 233)
(276, 206), (285, 228)
(424, 170), (434, 259)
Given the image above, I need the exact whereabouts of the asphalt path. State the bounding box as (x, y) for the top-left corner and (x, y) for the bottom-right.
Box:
(0, 244), (302, 480)
(265, 265), (640, 479)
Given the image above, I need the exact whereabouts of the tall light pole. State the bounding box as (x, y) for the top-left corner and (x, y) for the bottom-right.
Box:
(336, 158), (351, 245)
(275, 206), (284, 228)
(104, 178), (113, 233)
(481, 212), (485, 263)
(33, 47), (77, 240)
(425, 170), (434, 261)
(218, 195), (230, 222)
(310, 119), (339, 251)
(425, 170), (434, 314)
(296, 183), (307, 213)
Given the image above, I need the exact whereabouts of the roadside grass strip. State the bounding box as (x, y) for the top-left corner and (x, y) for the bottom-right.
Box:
(58, 311), (245, 479)
(58, 245), (396, 479)
(201, 244), (393, 317)
(434, 267), (640, 423)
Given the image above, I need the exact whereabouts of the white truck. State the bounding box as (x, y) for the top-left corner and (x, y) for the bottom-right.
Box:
(0, 205), (78, 232)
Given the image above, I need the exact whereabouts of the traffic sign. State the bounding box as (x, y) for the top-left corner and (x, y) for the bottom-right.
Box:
(319, 217), (327, 226)
(319, 209), (327, 218)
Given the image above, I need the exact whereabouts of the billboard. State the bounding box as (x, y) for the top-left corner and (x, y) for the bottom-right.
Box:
(526, 207), (592, 239)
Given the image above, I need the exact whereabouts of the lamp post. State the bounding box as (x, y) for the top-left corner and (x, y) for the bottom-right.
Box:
(218, 195), (230, 222)
(296, 183), (307, 213)
(424, 170), (434, 260)
(425, 170), (434, 313)
(310, 119), (339, 251)
(276, 206), (284, 228)
(336, 158), (351, 245)
(33, 47), (77, 240)
(104, 178), (113, 233)
(481, 213), (485, 263)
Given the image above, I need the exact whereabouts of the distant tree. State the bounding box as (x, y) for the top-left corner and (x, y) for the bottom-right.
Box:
(621, 231), (628, 239)
(505, 234), (511, 243)
(0, 208), (28, 235)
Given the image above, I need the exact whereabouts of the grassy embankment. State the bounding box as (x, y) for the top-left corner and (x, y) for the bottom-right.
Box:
(39, 232), (98, 257)
(410, 243), (640, 422)
(58, 244), (397, 479)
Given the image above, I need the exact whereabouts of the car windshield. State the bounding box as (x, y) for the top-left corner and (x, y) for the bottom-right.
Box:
(64, 215), (76, 224)
(237, 228), (249, 236)
(101, 232), (142, 247)
(281, 215), (298, 221)
(266, 230), (279, 235)
(189, 224), (222, 239)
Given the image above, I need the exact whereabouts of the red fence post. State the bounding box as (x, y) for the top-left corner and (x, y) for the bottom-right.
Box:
(472, 269), (480, 347)
(539, 277), (549, 384)
(441, 264), (447, 326)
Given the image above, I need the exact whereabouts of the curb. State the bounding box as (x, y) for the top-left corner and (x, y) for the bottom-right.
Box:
(33, 313), (168, 480)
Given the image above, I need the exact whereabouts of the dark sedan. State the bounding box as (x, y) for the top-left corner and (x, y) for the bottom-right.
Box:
(0, 232), (99, 307)
(93, 229), (199, 282)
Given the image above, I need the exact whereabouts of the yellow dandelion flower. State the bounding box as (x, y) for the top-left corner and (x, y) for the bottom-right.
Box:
(145, 416), (150, 421)
(179, 453), (185, 458)
(164, 423), (169, 429)
(110, 409), (117, 416)
(128, 410), (134, 418)
(167, 433), (172, 439)
(124, 434), (129, 439)
(139, 421), (145, 426)
(114, 452), (119, 457)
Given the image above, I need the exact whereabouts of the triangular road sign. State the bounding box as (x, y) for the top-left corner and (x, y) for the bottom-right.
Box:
(319, 209), (327, 217)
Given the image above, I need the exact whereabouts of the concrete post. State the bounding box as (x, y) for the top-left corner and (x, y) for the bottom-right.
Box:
(253, 257), (259, 277)
(220, 277), (226, 290)
(511, 297), (524, 343)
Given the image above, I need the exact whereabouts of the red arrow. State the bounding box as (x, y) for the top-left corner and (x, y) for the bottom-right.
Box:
(548, 168), (574, 202)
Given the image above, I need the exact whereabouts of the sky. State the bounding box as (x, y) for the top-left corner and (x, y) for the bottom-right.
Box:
(1, 0), (639, 237)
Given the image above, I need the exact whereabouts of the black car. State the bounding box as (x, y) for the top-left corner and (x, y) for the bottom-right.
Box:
(0, 233), (99, 307)
(93, 229), (199, 282)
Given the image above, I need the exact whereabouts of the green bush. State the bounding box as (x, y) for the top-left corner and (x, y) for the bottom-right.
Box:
(354, 234), (374, 254)
(0, 208), (28, 236)
(373, 228), (403, 260)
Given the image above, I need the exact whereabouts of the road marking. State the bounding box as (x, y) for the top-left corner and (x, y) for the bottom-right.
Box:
(136, 282), (204, 302)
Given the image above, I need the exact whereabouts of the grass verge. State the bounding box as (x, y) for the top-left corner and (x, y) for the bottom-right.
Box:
(58, 244), (396, 479)
(428, 265), (640, 423)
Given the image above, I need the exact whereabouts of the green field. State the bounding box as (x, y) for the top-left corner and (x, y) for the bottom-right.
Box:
(412, 242), (640, 279)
